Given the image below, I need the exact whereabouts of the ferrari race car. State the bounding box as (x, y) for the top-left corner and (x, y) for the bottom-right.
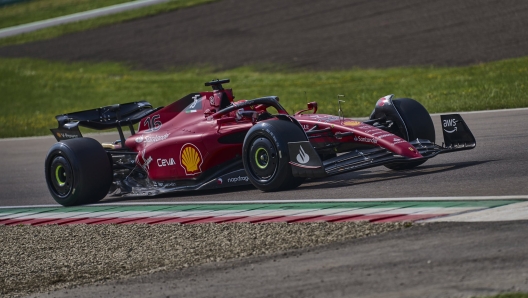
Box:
(45, 79), (476, 206)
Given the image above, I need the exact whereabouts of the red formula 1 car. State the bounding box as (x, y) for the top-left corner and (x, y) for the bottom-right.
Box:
(45, 79), (476, 206)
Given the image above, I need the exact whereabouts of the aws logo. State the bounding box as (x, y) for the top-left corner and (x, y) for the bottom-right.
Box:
(180, 143), (203, 175)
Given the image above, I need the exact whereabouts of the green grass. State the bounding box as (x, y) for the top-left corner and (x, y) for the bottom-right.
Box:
(0, 0), (219, 47)
(1, 56), (528, 138)
(0, 0), (134, 29)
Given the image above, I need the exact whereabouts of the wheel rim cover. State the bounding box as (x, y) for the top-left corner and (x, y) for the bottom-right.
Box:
(254, 147), (269, 169)
(55, 165), (66, 187)
(50, 157), (73, 197)
(249, 138), (277, 181)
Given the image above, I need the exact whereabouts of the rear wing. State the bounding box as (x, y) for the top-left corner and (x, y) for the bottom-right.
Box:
(50, 101), (159, 142)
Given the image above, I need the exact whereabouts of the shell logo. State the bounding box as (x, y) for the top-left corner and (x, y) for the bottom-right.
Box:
(180, 143), (203, 175)
(344, 121), (361, 127)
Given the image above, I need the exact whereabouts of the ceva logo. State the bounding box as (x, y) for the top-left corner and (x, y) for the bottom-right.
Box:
(157, 158), (175, 167)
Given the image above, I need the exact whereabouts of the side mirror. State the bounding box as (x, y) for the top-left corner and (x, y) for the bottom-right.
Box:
(294, 101), (318, 115)
(307, 102), (318, 113)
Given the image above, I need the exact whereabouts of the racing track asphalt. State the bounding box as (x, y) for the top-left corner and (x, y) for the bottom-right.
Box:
(1, 0), (528, 70)
(1, 108), (527, 207)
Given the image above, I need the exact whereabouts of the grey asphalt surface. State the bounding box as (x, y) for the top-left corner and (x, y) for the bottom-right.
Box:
(31, 221), (528, 298)
(0, 108), (527, 207)
(0, 0), (170, 39)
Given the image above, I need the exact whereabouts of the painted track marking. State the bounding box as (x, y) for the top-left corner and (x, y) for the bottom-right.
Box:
(0, 200), (523, 225)
(0, 0), (171, 39)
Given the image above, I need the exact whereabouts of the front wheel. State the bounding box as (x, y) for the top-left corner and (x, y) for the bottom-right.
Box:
(243, 119), (306, 191)
(45, 138), (112, 206)
(385, 98), (435, 170)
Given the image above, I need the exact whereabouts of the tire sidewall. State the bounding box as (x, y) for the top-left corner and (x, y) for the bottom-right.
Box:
(242, 120), (306, 191)
(393, 98), (435, 142)
(385, 98), (435, 170)
(45, 138), (112, 206)
(45, 142), (83, 206)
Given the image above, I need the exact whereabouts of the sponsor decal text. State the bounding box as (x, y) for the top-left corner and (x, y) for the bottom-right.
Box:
(157, 158), (176, 167)
(443, 118), (458, 133)
(227, 176), (249, 183)
(354, 136), (378, 144)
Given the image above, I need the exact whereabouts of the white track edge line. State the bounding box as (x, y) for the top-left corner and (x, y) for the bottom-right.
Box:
(2, 195), (527, 209)
(0, 0), (168, 35)
(430, 106), (528, 116)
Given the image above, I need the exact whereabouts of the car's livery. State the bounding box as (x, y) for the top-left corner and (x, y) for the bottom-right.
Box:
(44, 79), (476, 206)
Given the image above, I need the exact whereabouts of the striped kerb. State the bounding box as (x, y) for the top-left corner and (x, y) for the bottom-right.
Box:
(0, 201), (520, 226)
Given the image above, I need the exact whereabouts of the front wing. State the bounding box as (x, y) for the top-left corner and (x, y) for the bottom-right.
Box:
(288, 114), (476, 178)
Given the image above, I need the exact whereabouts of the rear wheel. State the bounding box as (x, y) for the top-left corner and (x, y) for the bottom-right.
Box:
(385, 98), (435, 170)
(243, 119), (306, 191)
(49, 156), (74, 199)
(45, 138), (112, 206)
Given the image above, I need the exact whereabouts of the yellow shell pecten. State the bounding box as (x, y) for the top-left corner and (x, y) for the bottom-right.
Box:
(181, 145), (201, 173)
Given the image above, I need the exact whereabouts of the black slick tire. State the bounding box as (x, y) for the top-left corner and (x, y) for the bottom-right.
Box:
(385, 98), (435, 170)
(44, 138), (112, 206)
(242, 119), (306, 191)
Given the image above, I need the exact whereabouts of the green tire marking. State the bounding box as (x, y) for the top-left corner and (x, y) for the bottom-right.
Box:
(255, 147), (268, 169)
(55, 165), (66, 187)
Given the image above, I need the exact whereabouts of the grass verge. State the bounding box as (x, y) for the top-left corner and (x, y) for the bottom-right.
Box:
(0, 0), (218, 47)
(0, 0), (134, 30)
(1, 56), (527, 138)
